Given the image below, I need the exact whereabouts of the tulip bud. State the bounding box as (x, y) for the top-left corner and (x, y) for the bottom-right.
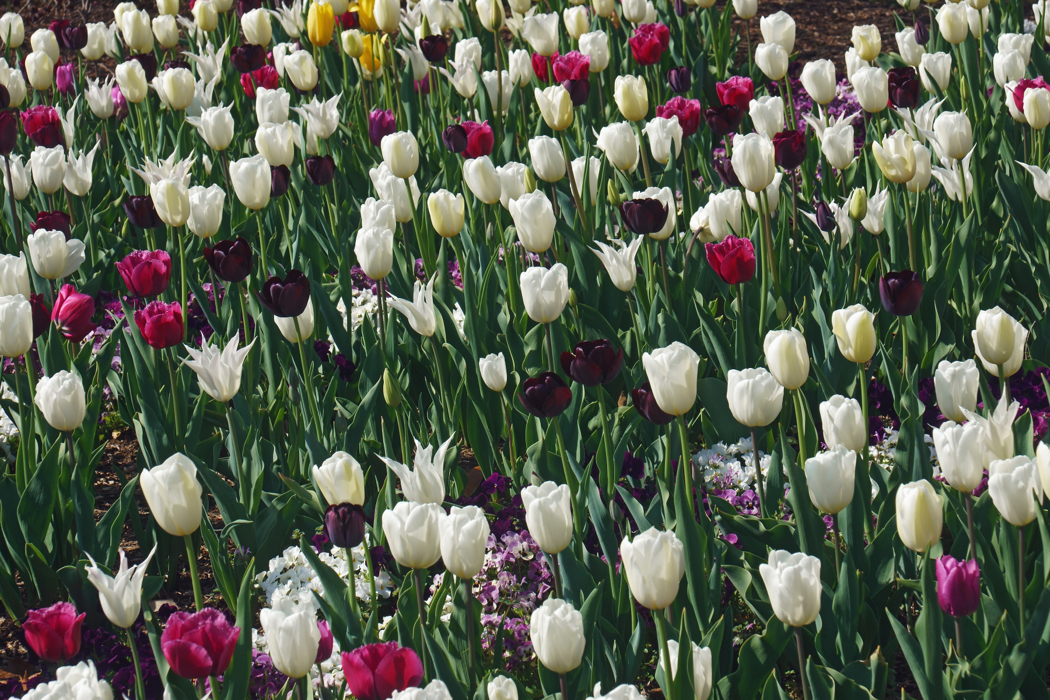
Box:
(642, 342), (700, 416)
(383, 368), (402, 407)
(520, 264), (570, 324)
(805, 446), (857, 515)
(479, 353), (508, 392)
(341, 29), (364, 57)
(607, 180), (621, 207)
(972, 306), (1027, 377)
(568, 288), (577, 309)
(489, 677), (518, 700)
(759, 550), (821, 627)
(440, 505), (490, 579)
(260, 597), (321, 679)
(935, 556), (980, 618)
(818, 396), (866, 454)
(849, 188), (867, 221)
(932, 420), (983, 493)
(521, 481), (573, 553)
(620, 528), (685, 610)
(325, 503), (366, 549)
(382, 501), (443, 569)
(895, 479), (942, 553)
(530, 599), (585, 674)
(934, 359), (978, 423)
(763, 329), (810, 390)
(523, 166), (537, 193)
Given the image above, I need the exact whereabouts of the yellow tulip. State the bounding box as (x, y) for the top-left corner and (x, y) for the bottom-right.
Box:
(354, 0), (380, 33)
(307, 0), (335, 47)
(360, 35), (382, 75)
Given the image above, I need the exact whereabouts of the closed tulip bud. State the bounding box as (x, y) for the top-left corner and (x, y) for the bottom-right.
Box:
(383, 368), (403, 407)
(510, 191), (557, 253)
(0, 14), (24, 48)
(879, 270), (923, 316)
(0, 155), (28, 200)
(380, 131), (419, 179)
(121, 9), (153, 52)
(151, 178), (191, 228)
(242, 8), (271, 45)
(193, 0), (220, 31)
(642, 342), (700, 416)
(307, 0), (336, 46)
(896, 29), (924, 68)
(755, 42), (788, 80)
(23, 602), (85, 664)
(896, 480), (942, 552)
(0, 294), (32, 358)
(805, 445), (857, 515)
(341, 28), (365, 58)
(831, 304), (876, 364)
(35, 370), (86, 432)
(387, 278), (436, 337)
(183, 335), (254, 403)
(852, 66), (889, 113)
(116, 60), (149, 103)
(935, 556), (980, 618)
(0, 253), (30, 298)
(936, 2), (968, 44)
(185, 184), (225, 239)
(848, 188), (867, 221)
(763, 329), (810, 390)
(325, 503), (366, 549)
(972, 306), (1027, 377)
(27, 228), (84, 280)
(25, 51), (54, 91)
(284, 50), (319, 90)
(933, 420), (983, 493)
(273, 298), (316, 343)
(383, 501), (443, 569)
(521, 481), (573, 553)
(152, 15), (180, 48)
(643, 116), (683, 165)
(261, 597), (321, 679)
(800, 59), (836, 105)
(988, 457), (1041, 526)
(520, 263), (570, 324)
(528, 135), (565, 183)
(312, 451), (366, 507)
(732, 0), (756, 19)
(731, 133), (776, 193)
(355, 226), (394, 280)
(426, 190), (464, 238)
(759, 550), (821, 627)
(934, 359), (979, 423)
(596, 122), (640, 172)
(478, 0), (505, 31)
(535, 85), (574, 130)
(31, 28), (59, 62)
(620, 528), (684, 610)
(614, 75), (648, 121)
(488, 677), (517, 700)
(873, 130), (916, 183)
(819, 395), (866, 454)
(530, 598), (585, 674)
(463, 156), (502, 205)
(440, 505), (490, 579)
(479, 353), (508, 393)
(850, 24), (881, 61)
(726, 368), (784, 428)
(229, 154), (271, 210)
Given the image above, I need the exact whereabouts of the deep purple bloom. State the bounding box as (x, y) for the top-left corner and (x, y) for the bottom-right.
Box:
(204, 238), (253, 283)
(814, 201), (836, 232)
(368, 109), (397, 148)
(560, 339), (624, 387)
(879, 270), (924, 316)
(704, 104), (743, 136)
(620, 198), (669, 235)
(419, 35), (448, 63)
(632, 382), (674, 425)
(306, 155), (336, 186)
(130, 53), (158, 81)
(936, 556), (980, 617)
(230, 44), (267, 73)
(56, 63), (77, 96)
(518, 372), (573, 418)
(325, 503), (366, 549)
(713, 156), (740, 187)
(773, 129), (807, 170)
(257, 270), (311, 318)
(124, 196), (163, 229)
(888, 67), (920, 109)
(443, 124), (468, 154)
(271, 165), (291, 198)
(666, 66), (691, 93)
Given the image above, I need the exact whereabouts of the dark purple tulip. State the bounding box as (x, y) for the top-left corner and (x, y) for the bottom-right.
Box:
(31, 211), (72, 236)
(257, 270), (311, 318)
(49, 20), (71, 47)
(442, 124), (468, 154)
(271, 165), (291, 198)
(230, 44), (267, 73)
(773, 129), (807, 170)
(936, 556), (980, 617)
(203, 238), (254, 283)
(666, 66), (691, 94)
(29, 293), (50, 339)
(562, 78), (590, 107)
(124, 196), (163, 229)
(704, 104), (743, 136)
(0, 111), (17, 155)
(419, 35), (448, 63)
(620, 198), (669, 235)
(368, 109), (397, 148)
(713, 156), (740, 188)
(914, 20), (929, 46)
(518, 372), (573, 418)
(325, 503), (366, 549)
(165, 60), (192, 71)
(631, 382), (675, 425)
(814, 201), (835, 233)
(673, 0), (688, 18)
(237, 0), (262, 16)
(888, 67), (920, 110)
(306, 155), (336, 186)
(130, 53), (158, 82)
(560, 340), (624, 387)
(879, 270), (924, 316)
(61, 26), (88, 51)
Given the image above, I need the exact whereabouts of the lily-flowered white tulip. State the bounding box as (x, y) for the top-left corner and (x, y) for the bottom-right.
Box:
(64, 143), (100, 197)
(388, 277), (437, 337)
(380, 434), (453, 505)
(861, 182), (889, 234)
(1017, 161), (1050, 201)
(591, 237), (644, 292)
(182, 335), (255, 403)
(86, 546), (157, 629)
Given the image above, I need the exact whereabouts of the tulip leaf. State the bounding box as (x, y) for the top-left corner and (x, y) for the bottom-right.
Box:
(714, 617), (791, 700)
(887, 613), (936, 700)
(615, 485), (653, 533)
(222, 561), (257, 700)
(17, 437), (61, 553)
(805, 658), (834, 700)
(423, 624), (470, 700)
(696, 377), (749, 444)
(990, 585), (1050, 700)
(586, 478), (619, 566)
(778, 423), (825, 565)
(298, 535), (361, 650)
(833, 549), (861, 664)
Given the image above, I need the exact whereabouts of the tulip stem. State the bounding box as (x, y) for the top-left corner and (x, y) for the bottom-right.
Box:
(559, 673), (570, 700)
(3, 156), (23, 254)
(126, 627), (146, 700)
(831, 515), (842, 575)
(751, 427), (765, 517)
(1018, 527), (1026, 627)
(998, 364), (1011, 405)
(463, 577), (476, 685)
(364, 537), (379, 627)
(792, 389), (808, 467)
(900, 320), (908, 377)
(413, 568), (430, 675)
(167, 350), (183, 448)
(781, 72), (798, 131)
(550, 552), (563, 599)
(294, 325), (325, 440)
(545, 322), (556, 373)
(955, 618), (964, 659)
(658, 241), (672, 314)
(597, 388), (616, 499)
(965, 493), (976, 562)
(501, 394), (518, 476)
(759, 190), (780, 297)
(634, 121), (653, 188)
(901, 185), (917, 275)
(559, 131), (591, 236)
(178, 227), (188, 342)
(184, 535), (203, 611)
(429, 335), (453, 433)
(736, 284), (747, 366)
(795, 627), (809, 700)
(857, 364), (874, 542)
(225, 402), (246, 507)
(654, 609), (676, 700)
(675, 415), (695, 518)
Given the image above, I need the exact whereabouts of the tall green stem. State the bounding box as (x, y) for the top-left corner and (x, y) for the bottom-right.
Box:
(676, 415), (695, 518)
(902, 185), (916, 274)
(965, 493), (976, 562)
(294, 320), (325, 439)
(1018, 527), (1026, 627)
(857, 363), (874, 541)
(184, 535), (203, 611)
(225, 402), (246, 506)
(654, 610), (676, 700)
(597, 388), (615, 498)
(127, 627), (146, 700)
(167, 350), (182, 448)
(792, 389), (808, 467)
(795, 627), (810, 700)
(464, 577), (476, 686)
(414, 568), (430, 674)
(545, 322), (556, 372)
(998, 364), (1011, 405)
(751, 427), (765, 517)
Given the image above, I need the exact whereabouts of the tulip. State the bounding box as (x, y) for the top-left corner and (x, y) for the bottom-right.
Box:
(528, 135), (566, 184)
(29, 294), (49, 339)
(193, 0), (219, 31)
(763, 329), (809, 390)
(521, 264), (570, 324)
(818, 395), (866, 454)
(271, 297), (315, 343)
(518, 371), (573, 418)
(988, 457), (1041, 526)
(256, 270), (310, 319)
(152, 15), (180, 49)
(873, 130), (916, 183)
(660, 641), (713, 700)
(627, 188), (676, 239)
(572, 156), (601, 205)
(797, 59), (835, 105)
(934, 359), (979, 423)
(461, 121), (494, 159)
(183, 335), (255, 404)
(305, 155), (336, 186)
(510, 191), (557, 253)
(804, 445), (857, 516)
(241, 8), (271, 45)
(255, 121), (299, 168)
(1038, 443), (1050, 503)
(591, 237), (643, 292)
(0, 156), (29, 201)
(151, 178), (192, 228)
(896, 29), (925, 67)
(473, 354), (509, 396)
(141, 452), (204, 537)
(918, 52), (952, 93)
(821, 114), (858, 171)
(523, 12), (559, 56)
(134, 301), (184, 349)
(596, 122), (639, 172)
(342, 643), (424, 700)
(731, 133), (776, 193)
(23, 50), (53, 93)
(355, 226), (395, 282)
(85, 546), (157, 629)
(380, 131), (419, 180)
(879, 270), (923, 316)
(748, 96), (784, 137)
(706, 235), (756, 286)
(382, 501), (443, 569)
(32, 211), (71, 237)
(755, 42), (788, 80)
(117, 250), (172, 299)
(489, 677), (517, 700)
(325, 502), (366, 549)
(481, 70), (513, 115)
(426, 190), (464, 238)
(388, 278), (436, 337)
(1025, 87), (1050, 130)
(27, 229), (84, 280)
(643, 116), (683, 165)
(759, 550), (821, 627)
(29, 144), (67, 195)
(284, 50), (319, 90)
(759, 11), (795, 53)
(187, 185), (226, 239)
(380, 434), (451, 505)
(936, 556), (980, 618)
(699, 190), (741, 242)
(993, 50), (1026, 88)
(230, 154), (272, 210)
(0, 255), (28, 300)
(0, 295), (32, 358)
(440, 505), (490, 579)
(852, 66), (889, 113)
(642, 342), (700, 416)
(907, 143), (932, 193)
(186, 105), (234, 151)
(313, 452), (366, 508)
(560, 339), (624, 387)
(256, 87), (291, 125)
(579, 31), (609, 72)
(162, 609), (240, 679)
(535, 85), (574, 130)
(614, 75), (648, 121)
(629, 22), (669, 66)
(0, 13), (24, 48)
(896, 479), (942, 552)
(847, 49), (870, 81)
(530, 598), (585, 674)
(929, 110), (972, 162)
(971, 306), (1028, 379)
(831, 304), (877, 364)
(851, 24), (881, 60)
(307, 0), (335, 46)
(51, 284), (96, 343)
(620, 528), (684, 609)
(732, 0), (756, 19)
(726, 368), (784, 428)
(932, 420), (983, 494)
(260, 597), (321, 679)
(936, 2), (968, 44)
(962, 397), (1019, 467)
(24, 602), (85, 663)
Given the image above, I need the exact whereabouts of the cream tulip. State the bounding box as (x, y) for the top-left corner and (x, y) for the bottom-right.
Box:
(642, 342), (700, 416)
(831, 304), (876, 364)
(0, 295), (33, 359)
(614, 75), (648, 121)
(187, 185), (225, 239)
(464, 156), (502, 205)
(851, 66), (888, 113)
(535, 85), (574, 130)
(284, 50), (319, 91)
(242, 8), (273, 45)
(755, 42), (788, 81)
(530, 599), (585, 674)
(520, 264), (570, 324)
(141, 453), (204, 537)
(151, 178), (191, 228)
(440, 506), (490, 579)
(24, 51), (54, 92)
(313, 452), (366, 506)
(873, 130), (916, 183)
(988, 457), (1041, 526)
(800, 60), (837, 106)
(895, 480), (942, 553)
(763, 329), (809, 390)
(427, 190), (465, 238)
(31, 28), (59, 63)
(529, 136), (566, 183)
(510, 190), (557, 253)
(152, 15), (180, 49)
(381, 132), (420, 179)
(972, 306), (1027, 377)
(229, 154), (272, 210)
(851, 25), (881, 61)
(726, 368), (784, 428)
(936, 2), (969, 44)
(731, 133), (776, 193)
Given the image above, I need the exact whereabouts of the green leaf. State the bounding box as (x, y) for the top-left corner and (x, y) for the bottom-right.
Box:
(714, 617), (792, 700)
(223, 561), (257, 700)
(17, 438), (62, 551)
(887, 613), (936, 700)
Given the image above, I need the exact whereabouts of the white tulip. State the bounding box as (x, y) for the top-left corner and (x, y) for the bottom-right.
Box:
(642, 342), (700, 416)
(388, 277), (437, 337)
(759, 550), (821, 626)
(919, 52), (953, 93)
(182, 335), (255, 403)
(521, 481), (573, 554)
(187, 185), (225, 239)
(763, 329), (810, 390)
(86, 546), (157, 629)
(988, 457), (1041, 527)
(528, 136), (566, 184)
(934, 359), (979, 423)
(260, 597), (321, 679)
(643, 116), (683, 165)
(440, 505), (490, 579)
(831, 304), (876, 364)
(727, 368), (784, 428)
(313, 452), (365, 506)
(0, 295), (33, 359)
(27, 229), (85, 280)
(530, 598), (585, 673)
(972, 306), (1027, 377)
(479, 353), (508, 392)
(895, 480), (942, 553)
(755, 42), (788, 81)
(819, 395), (866, 454)
(141, 453), (204, 537)
(382, 501), (444, 569)
(800, 59), (837, 105)
(805, 446), (857, 515)
(380, 434), (452, 505)
(521, 264), (570, 324)
(591, 237), (643, 292)
(596, 122), (639, 173)
(273, 298), (315, 343)
(933, 421), (984, 493)
(620, 528), (684, 610)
